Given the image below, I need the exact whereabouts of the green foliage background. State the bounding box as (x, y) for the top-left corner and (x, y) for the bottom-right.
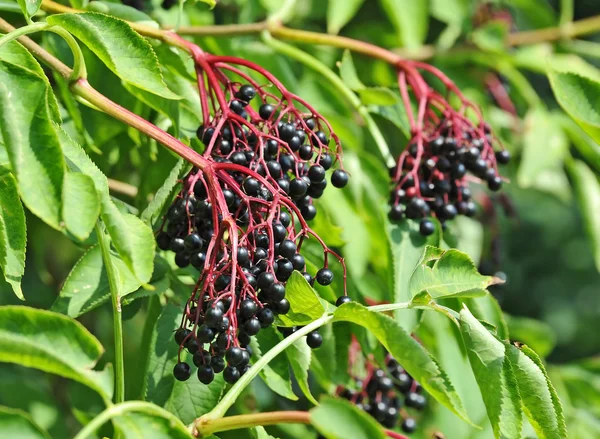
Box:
(0, 0), (599, 438)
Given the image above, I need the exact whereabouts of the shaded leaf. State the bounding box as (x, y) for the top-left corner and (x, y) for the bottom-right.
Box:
(141, 159), (184, 225)
(286, 337), (318, 405)
(379, 0), (429, 49)
(459, 307), (522, 439)
(16, 0), (42, 21)
(327, 0), (365, 34)
(389, 220), (440, 331)
(52, 245), (141, 317)
(86, 1), (159, 25)
(253, 328), (297, 401)
(0, 306), (113, 400)
(113, 412), (193, 439)
(506, 343), (568, 439)
(144, 304), (225, 424)
(409, 246), (501, 299)
(567, 160), (600, 271)
(276, 271), (325, 327)
(358, 87), (398, 106)
(310, 396), (386, 439)
(0, 406), (50, 439)
(0, 60), (65, 230)
(333, 302), (472, 424)
(0, 167), (26, 300)
(62, 172), (100, 241)
(46, 13), (179, 99)
(338, 50), (364, 91)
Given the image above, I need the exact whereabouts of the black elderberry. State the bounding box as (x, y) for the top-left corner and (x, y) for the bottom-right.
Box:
(257, 272), (275, 290)
(401, 418), (417, 433)
(190, 251), (206, 269)
(406, 198), (426, 219)
(301, 204), (317, 220)
(316, 267), (334, 286)
(496, 150), (511, 164)
(243, 318), (261, 335)
(197, 365), (215, 384)
(201, 127), (215, 145)
(405, 392), (426, 409)
(488, 175), (503, 191)
(278, 123), (296, 141)
(298, 144), (313, 160)
(388, 204), (405, 221)
(197, 325), (215, 343)
(259, 103), (275, 120)
(383, 407), (398, 428)
(236, 85), (256, 103)
(437, 203), (457, 221)
(205, 307), (224, 328)
(156, 232), (170, 250)
(239, 299), (258, 320)
(419, 219), (435, 236)
(174, 328), (191, 345)
(175, 253), (190, 268)
(231, 151), (248, 166)
(173, 362), (191, 381)
(169, 238), (185, 253)
(331, 170), (349, 188)
(229, 99), (245, 115)
(215, 332), (232, 349)
(289, 178), (308, 198)
(312, 130), (329, 146)
(267, 283), (286, 302)
(302, 272), (314, 284)
(223, 366), (241, 384)
(184, 233), (203, 250)
(258, 308), (275, 327)
(288, 135), (302, 152)
(306, 331), (323, 349)
(274, 298), (290, 314)
(211, 356), (225, 373)
(291, 254), (305, 271)
(226, 347), (244, 366)
(193, 350), (212, 367)
(336, 296), (352, 306)
(242, 177), (260, 196)
(304, 117), (316, 130)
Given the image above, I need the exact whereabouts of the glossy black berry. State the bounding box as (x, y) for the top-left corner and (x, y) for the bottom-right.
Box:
(331, 169), (349, 188)
(175, 328), (191, 345)
(336, 296), (352, 306)
(169, 238), (185, 253)
(278, 239), (297, 259)
(258, 308), (275, 327)
(267, 283), (286, 302)
(495, 150), (511, 164)
(257, 272), (275, 290)
(223, 366), (241, 384)
(184, 233), (203, 250)
(175, 253), (190, 268)
(173, 362), (191, 381)
(488, 175), (503, 191)
(190, 252), (206, 270)
(211, 356), (225, 373)
(156, 232), (170, 250)
(236, 85), (256, 103)
(289, 178), (308, 198)
(306, 331), (323, 349)
(205, 307), (224, 328)
(242, 177), (260, 196)
(226, 347), (244, 366)
(239, 299), (258, 320)
(401, 418), (417, 433)
(419, 219), (435, 236)
(197, 364), (214, 384)
(316, 268), (334, 286)
(197, 325), (215, 343)
(259, 103), (275, 120)
(300, 204), (317, 220)
(274, 298), (290, 314)
(243, 318), (261, 335)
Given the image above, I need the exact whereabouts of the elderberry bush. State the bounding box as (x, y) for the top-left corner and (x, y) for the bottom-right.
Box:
(337, 355), (427, 434)
(155, 80), (349, 385)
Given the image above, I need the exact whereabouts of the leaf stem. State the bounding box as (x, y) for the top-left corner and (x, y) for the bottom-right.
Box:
(95, 222), (125, 405)
(261, 31), (395, 166)
(48, 26), (87, 80)
(195, 411), (310, 437)
(198, 313), (334, 424)
(73, 401), (189, 439)
(0, 22), (49, 48)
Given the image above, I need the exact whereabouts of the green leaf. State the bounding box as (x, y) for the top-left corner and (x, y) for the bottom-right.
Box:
(333, 302), (472, 424)
(62, 172), (100, 241)
(253, 426), (279, 439)
(16, 0), (42, 21)
(430, 0), (470, 24)
(518, 109), (568, 192)
(101, 200), (155, 284)
(275, 271), (325, 327)
(286, 337), (318, 405)
(113, 412), (193, 439)
(86, 1), (159, 25)
(379, 0), (429, 49)
(327, 0), (365, 34)
(506, 343), (568, 439)
(506, 315), (556, 359)
(52, 244), (142, 317)
(471, 21), (510, 53)
(389, 221), (439, 330)
(0, 167), (26, 300)
(253, 328), (297, 401)
(409, 246), (501, 299)
(141, 159), (184, 225)
(0, 60), (65, 230)
(46, 13), (179, 99)
(358, 87), (398, 106)
(310, 397), (386, 439)
(459, 307), (522, 439)
(0, 406), (50, 439)
(0, 306), (113, 400)
(144, 304), (225, 424)
(338, 50), (364, 91)
(548, 66), (600, 145)
(560, 114), (600, 174)
(567, 160), (600, 272)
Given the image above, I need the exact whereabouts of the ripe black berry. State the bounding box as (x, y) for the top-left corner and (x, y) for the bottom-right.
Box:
(402, 418), (417, 433)
(274, 298), (290, 314)
(236, 85), (256, 103)
(243, 318), (261, 335)
(239, 299), (258, 320)
(419, 219), (435, 236)
(308, 165), (326, 183)
(331, 170), (349, 188)
(495, 150), (511, 164)
(336, 296), (352, 306)
(174, 328), (191, 345)
(197, 365), (215, 384)
(316, 268), (334, 286)
(258, 308), (275, 327)
(211, 356), (225, 373)
(306, 331), (323, 349)
(226, 347), (244, 366)
(289, 178), (308, 198)
(259, 103), (275, 120)
(156, 232), (170, 250)
(223, 366), (240, 383)
(278, 239), (297, 259)
(173, 362), (191, 381)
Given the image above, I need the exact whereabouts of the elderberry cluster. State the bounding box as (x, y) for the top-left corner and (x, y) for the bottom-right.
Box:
(337, 356), (427, 434)
(158, 81), (349, 386)
(389, 121), (510, 236)
(197, 83), (348, 220)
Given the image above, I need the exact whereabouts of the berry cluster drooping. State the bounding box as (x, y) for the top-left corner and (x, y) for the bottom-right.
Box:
(158, 40), (349, 386)
(337, 354), (427, 434)
(389, 62), (511, 236)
